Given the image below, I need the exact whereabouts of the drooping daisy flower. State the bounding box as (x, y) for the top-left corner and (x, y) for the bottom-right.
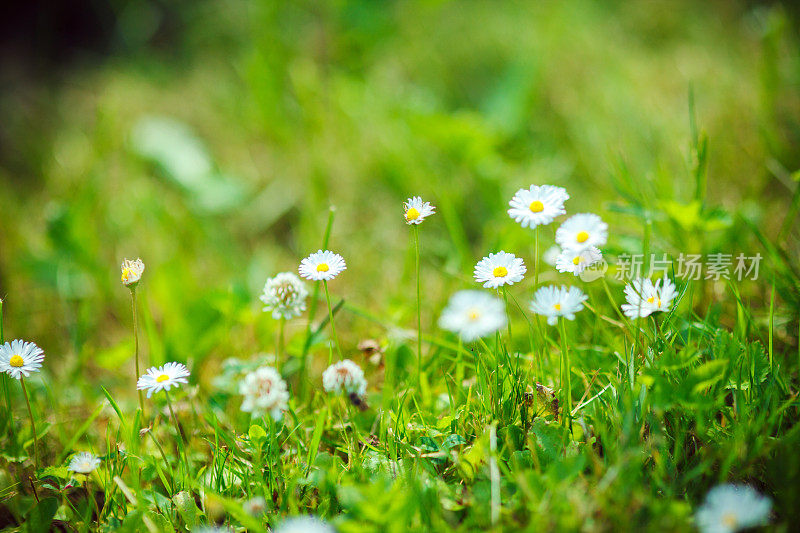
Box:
(507, 185), (569, 229)
(403, 196), (436, 225)
(239, 366), (290, 421)
(322, 359), (367, 396)
(621, 277), (678, 319)
(473, 251), (526, 289)
(260, 272), (308, 320)
(137, 362), (191, 398)
(0, 339), (45, 379)
(438, 290), (507, 342)
(298, 250), (346, 281)
(555, 246), (603, 276)
(274, 516), (335, 533)
(121, 258), (145, 288)
(555, 213), (608, 251)
(695, 484), (771, 533)
(529, 285), (588, 325)
(243, 496), (267, 516)
(68, 452), (101, 474)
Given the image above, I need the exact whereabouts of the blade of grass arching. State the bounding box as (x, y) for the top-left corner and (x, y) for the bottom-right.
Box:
(57, 400), (106, 462)
(101, 387), (128, 432)
(769, 279), (775, 373)
(305, 409), (326, 476)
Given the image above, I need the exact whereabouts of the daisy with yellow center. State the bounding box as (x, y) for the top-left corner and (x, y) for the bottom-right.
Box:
(507, 185), (569, 229)
(136, 362), (190, 398)
(0, 339), (45, 380)
(403, 196), (435, 225)
(298, 250), (346, 281)
(438, 290), (507, 342)
(120, 258), (145, 288)
(473, 251), (527, 289)
(555, 213), (608, 251)
(555, 246), (603, 276)
(529, 285), (588, 326)
(621, 277), (678, 319)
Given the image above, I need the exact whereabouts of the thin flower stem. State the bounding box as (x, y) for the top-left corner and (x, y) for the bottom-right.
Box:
(20, 377), (39, 472)
(277, 316), (285, 369)
(85, 478), (101, 524)
(533, 226), (540, 291)
(0, 300), (12, 442)
(413, 225), (423, 387)
(131, 290), (145, 417)
(323, 280), (341, 364)
(558, 318), (572, 433)
(165, 391), (189, 486)
(147, 429), (175, 494)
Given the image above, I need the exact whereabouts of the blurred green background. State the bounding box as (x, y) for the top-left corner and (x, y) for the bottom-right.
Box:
(1, 0), (798, 396)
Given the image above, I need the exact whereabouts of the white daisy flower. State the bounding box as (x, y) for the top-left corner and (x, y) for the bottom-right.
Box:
(621, 277), (678, 319)
(274, 516), (335, 533)
(555, 213), (608, 251)
(298, 250), (346, 281)
(474, 251), (526, 289)
(695, 484), (771, 533)
(438, 290), (507, 342)
(542, 245), (561, 267)
(555, 246), (603, 276)
(68, 452), (101, 474)
(529, 285), (588, 326)
(243, 496), (267, 516)
(239, 366), (290, 421)
(0, 339), (45, 379)
(403, 196), (435, 225)
(507, 185), (569, 228)
(137, 362), (191, 398)
(322, 359), (367, 396)
(121, 258), (145, 287)
(260, 272), (308, 320)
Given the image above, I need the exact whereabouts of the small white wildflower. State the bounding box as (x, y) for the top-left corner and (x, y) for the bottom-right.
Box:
(0, 340), (45, 379)
(68, 452), (101, 474)
(274, 516), (335, 533)
(403, 196), (436, 225)
(243, 496), (267, 516)
(555, 246), (603, 276)
(136, 362), (190, 398)
(260, 272), (308, 320)
(239, 366), (290, 421)
(555, 213), (608, 251)
(695, 484), (771, 533)
(473, 251), (526, 289)
(529, 285), (588, 325)
(542, 245), (561, 267)
(438, 290), (507, 342)
(121, 258), (145, 287)
(322, 359), (367, 396)
(298, 250), (346, 281)
(621, 277), (678, 319)
(508, 185), (569, 229)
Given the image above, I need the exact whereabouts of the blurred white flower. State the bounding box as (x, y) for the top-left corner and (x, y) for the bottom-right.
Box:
(542, 245), (561, 267)
(121, 258), (145, 287)
(555, 246), (603, 276)
(403, 196), (436, 225)
(274, 516), (335, 533)
(239, 366), (289, 421)
(260, 272), (308, 320)
(299, 250), (346, 281)
(621, 277), (678, 319)
(508, 185), (569, 228)
(473, 251), (526, 289)
(695, 484), (771, 533)
(529, 285), (587, 325)
(137, 362), (190, 398)
(243, 496), (267, 516)
(68, 452), (101, 474)
(438, 290), (507, 342)
(0, 340), (45, 379)
(555, 213), (608, 251)
(322, 359), (367, 396)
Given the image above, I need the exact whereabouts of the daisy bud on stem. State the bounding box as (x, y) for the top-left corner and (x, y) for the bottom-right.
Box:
(121, 258), (146, 417)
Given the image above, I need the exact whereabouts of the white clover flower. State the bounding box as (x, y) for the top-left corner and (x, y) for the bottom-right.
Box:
(403, 196), (436, 225)
(438, 290), (507, 342)
(274, 516), (335, 533)
(621, 277), (678, 319)
(555, 213), (608, 251)
(695, 484), (771, 533)
(68, 452), (101, 474)
(239, 366), (290, 421)
(298, 250), (346, 281)
(322, 359), (367, 396)
(473, 251), (526, 289)
(555, 246), (603, 276)
(0, 340), (45, 379)
(542, 245), (561, 267)
(529, 285), (588, 325)
(121, 258), (145, 287)
(243, 496), (267, 516)
(137, 362), (190, 398)
(260, 272), (308, 320)
(508, 185), (569, 229)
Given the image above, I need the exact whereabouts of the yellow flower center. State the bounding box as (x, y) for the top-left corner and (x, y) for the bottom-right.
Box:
(553, 303), (562, 311)
(492, 266), (508, 278)
(9, 355), (24, 367)
(316, 263), (330, 272)
(721, 513), (738, 529)
(121, 268), (134, 283)
(156, 374), (170, 383)
(405, 207), (420, 221)
(529, 200), (544, 213)
(468, 309), (481, 321)
(647, 296), (655, 303)
(576, 231), (589, 243)
(572, 256), (581, 265)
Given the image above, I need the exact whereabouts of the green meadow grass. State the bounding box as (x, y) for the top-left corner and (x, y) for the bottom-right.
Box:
(0, 1), (799, 530)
